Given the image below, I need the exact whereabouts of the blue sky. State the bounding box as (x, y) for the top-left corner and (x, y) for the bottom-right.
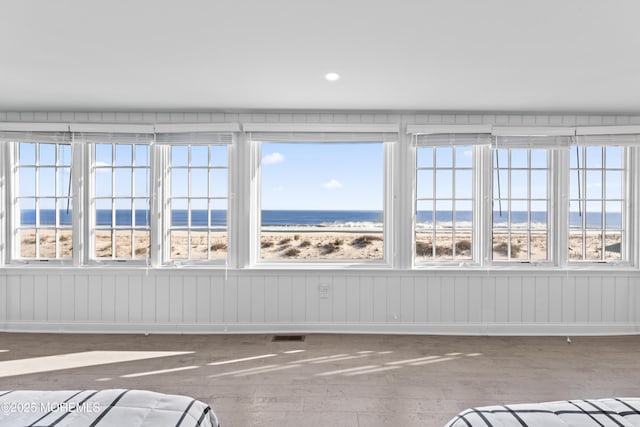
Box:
(261, 142), (384, 210)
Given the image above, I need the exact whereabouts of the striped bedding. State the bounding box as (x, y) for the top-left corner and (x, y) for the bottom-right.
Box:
(445, 398), (640, 427)
(0, 389), (219, 427)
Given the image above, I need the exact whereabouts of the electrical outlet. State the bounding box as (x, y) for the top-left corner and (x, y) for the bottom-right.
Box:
(318, 283), (330, 299)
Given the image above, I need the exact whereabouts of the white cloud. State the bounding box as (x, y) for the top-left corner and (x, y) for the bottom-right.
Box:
(263, 152), (284, 165)
(323, 179), (343, 189)
(463, 149), (472, 157)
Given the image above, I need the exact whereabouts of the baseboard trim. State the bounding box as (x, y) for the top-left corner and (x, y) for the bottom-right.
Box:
(1, 321), (639, 336)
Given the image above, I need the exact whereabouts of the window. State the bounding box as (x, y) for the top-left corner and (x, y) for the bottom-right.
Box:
(92, 142), (150, 260)
(569, 145), (625, 261)
(492, 148), (549, 261)
(416, 146), (473, 261)
(257, 141), (386, 262)
(15, 142), (72, 259)
(167, 144), (229, 261)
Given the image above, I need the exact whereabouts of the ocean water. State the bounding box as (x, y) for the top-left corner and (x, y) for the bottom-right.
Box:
(20, 209), (621, 228)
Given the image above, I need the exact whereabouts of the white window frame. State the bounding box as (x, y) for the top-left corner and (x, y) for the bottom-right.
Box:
(0, 126), (74, 265)
(71, 125), (156, 265)
(246, 123), (397, 268)
(567, 130), (640, 266)
(155, 128), (235, 267)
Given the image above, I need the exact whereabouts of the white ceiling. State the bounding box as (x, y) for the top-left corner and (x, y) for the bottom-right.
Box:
(2, 0), (640, 113)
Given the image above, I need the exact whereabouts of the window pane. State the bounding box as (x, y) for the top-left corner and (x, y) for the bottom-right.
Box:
(416, 170), (433, 199)
(115, 200), (132, 226)
(586, 201), (602, 228)
(417, 148), (433, 168)
(210, 169), (228, 198)
(133, 230), (150, 259)
(605, 146), (622, 169)
(191, 146), (208, 167)
(135, 145), (149, 166)
(134, 199), (150, 227)
(114, 169), (132, 197)
(19, 167), (36, 197)
(455, 170), (472, 199)
(20, 143), (36, 165)
(95, 169), (112, 197)
(39, 167), (56, 197)
(190, 230), (208, 260)
(261, 142), (383, 261)
(59, 167), (72, 198)
(190, 199), (207, 227)
(510, 170), (528, 199)
(211, 145), (228, 167)
(605, 202), (622, 229)
(605, 233), (622, 260)
(510, 150), (527, 168)
(19, 229), (36, 258)
(115, 144), (132, 166)
(455, 146), (472, 168)
(96, 144), (112, 165)
(530, 150), (547, 169)
(39, 144), (56, 165)
(134, 169), (149, 197)
(605, 171), (622, 199)
(95, 230), (112, 258)
(170, 231), (188, 259)
(530, 171), (547, 199)
(171, 146), (188, 166)
(172, 169), (188, 197)
(115, 230), (132, 259)
(586, 146), (602, 168)
(190, 169), (208, 198)
(96, 199), (112, 226)
(59, 145), (72, 166)
(435, 170), (452, 199)
(171, 199), (188, 226)
(39, 229), (56, 258)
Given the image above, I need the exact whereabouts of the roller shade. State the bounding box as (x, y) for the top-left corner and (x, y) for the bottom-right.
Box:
(407, 124), (491, 146)
(574, 127), (640, 146)
(0, 131), (72, 144)
(245, 123), (398, 143)
(155, 132), (233, 145)
(72, 132), (154, 144)
(491, 127), (575, 149)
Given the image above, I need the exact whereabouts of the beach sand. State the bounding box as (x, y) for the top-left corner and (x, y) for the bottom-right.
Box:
(18, 229), (621, 261)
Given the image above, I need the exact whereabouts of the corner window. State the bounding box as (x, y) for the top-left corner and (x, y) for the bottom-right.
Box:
(15, 142), (73, 259)
(415, 146), (473, 261)
(92, 143), (150, 260)
(492, 148), (549, 261)
(167, 144), (229, 262)
(569, 145), (625, 262)
(258, 142), (385, 262)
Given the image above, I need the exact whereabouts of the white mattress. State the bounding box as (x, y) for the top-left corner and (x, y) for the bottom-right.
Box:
(445, 398), (640, 427)
(0, 389), (219, 427)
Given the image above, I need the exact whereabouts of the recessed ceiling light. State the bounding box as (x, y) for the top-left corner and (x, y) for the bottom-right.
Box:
(325, 72), (340, 82)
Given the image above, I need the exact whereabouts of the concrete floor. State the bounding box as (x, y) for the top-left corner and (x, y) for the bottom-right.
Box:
(1, 333), (640, 426)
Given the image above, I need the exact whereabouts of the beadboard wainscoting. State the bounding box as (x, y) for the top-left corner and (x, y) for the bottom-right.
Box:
(0, 268), (638, 335)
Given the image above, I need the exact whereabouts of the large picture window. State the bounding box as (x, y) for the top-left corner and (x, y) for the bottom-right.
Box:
(492, 148), (549, 261)
(569, 145), (625, 261)
(415, 146), (473, 261)
(258, 141), (385, 262)
(167, 144), (229, 261)
(15, 142), (72, 259)
(92, 143), (150, 260)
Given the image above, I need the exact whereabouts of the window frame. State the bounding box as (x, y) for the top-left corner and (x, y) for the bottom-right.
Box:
(247, 127), (396, 268)
(8, 140), (75, 264)
(567, 144), (631, 265)
(86, 141), (153, 264)
(488, 146), (554, 265)
(159, 142), (231, 266)
(414, 144), (476, 266)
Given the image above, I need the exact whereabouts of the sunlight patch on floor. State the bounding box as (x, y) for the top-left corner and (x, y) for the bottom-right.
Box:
(0, 351), (193, 378)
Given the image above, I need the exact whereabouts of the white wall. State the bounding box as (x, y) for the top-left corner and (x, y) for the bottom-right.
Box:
(1, 110), (639, 335)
